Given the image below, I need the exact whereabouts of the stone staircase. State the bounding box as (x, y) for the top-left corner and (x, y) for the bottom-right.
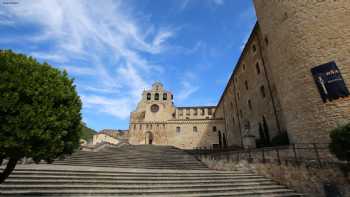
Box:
(0, 145), (304, 196)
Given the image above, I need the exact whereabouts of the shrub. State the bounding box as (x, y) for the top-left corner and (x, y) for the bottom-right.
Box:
(329, 123), (350, 162)
(271, 132), (290, 146)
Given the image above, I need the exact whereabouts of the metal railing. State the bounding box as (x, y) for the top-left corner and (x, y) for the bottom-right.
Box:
(188, 143), (347, 167)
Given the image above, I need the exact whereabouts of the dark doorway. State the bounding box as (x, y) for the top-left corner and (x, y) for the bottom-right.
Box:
(145, 131), (153, 145)
(218, 130), (222, 149)
(262, 116), (271, 144)
(222, 133), (227, 149)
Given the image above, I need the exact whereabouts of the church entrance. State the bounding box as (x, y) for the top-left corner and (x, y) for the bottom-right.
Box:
(145, 131), (153, 145)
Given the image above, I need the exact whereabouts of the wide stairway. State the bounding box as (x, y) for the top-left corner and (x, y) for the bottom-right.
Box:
(0, 145), (303, 196)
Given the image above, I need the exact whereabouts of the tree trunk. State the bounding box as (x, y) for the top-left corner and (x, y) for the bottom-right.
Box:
(0, 158), (18, 184)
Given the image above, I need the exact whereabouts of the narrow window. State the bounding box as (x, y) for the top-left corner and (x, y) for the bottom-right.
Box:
(150, 124), (152, 129)
(193, 126), (198, 132)
(176, 126), (181, 133)
(193, 108), (198, 116)
(242, 64), (246, 71)
(163, 93), (167, 100)
(186, 108), (190, 115)
(208, 108), (212, 115)
(147, 93), (151, 100)
(260, 85), (266, 98)
(237, 92), (240, 100)
(179, 109), (183, 116)
(252, 44), (257, 52)
(201, 108), (205, 115)
(171, 94), (174, 100)
(248, 99), (252, 110)
(256, 62), (260, 74)
(133, 124), (136, 130)
(155, 93), (159, 100)
(245, 80), (248, 90)
(265, 36), (269, 45)
(213, 126), (217, 132)
(139, 124), (142, 130)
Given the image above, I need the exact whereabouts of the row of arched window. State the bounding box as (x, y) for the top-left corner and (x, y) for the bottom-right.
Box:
(146, 92), (172, 101)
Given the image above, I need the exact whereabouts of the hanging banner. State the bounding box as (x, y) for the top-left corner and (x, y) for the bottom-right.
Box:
(311, 61), (349, 102)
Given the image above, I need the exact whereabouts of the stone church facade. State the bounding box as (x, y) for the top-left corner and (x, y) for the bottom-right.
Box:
(128, 82), (225, 149)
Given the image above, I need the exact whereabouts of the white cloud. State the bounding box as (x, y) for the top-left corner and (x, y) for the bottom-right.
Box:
(2, 0), (174, 120)
(177, 72), (199, 101)
(212, 0), (224, 5)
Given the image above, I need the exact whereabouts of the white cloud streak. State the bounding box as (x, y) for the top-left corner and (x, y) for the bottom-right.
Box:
(2, 0), (174, 120)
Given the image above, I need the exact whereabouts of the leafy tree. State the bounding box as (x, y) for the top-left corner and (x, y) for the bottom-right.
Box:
(0, 50), (82, 183)
(329, 123), (350, 162)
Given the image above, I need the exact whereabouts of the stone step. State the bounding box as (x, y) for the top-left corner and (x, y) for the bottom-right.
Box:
(0, 186), (295, 195)
(4, 177), (272, 185)
(10, 171), (254, 177)
(0, 182), (279, 190)
(8, 174), (265, 181)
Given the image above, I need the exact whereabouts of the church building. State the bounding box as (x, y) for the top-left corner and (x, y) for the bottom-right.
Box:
(128, 82), (225, 149)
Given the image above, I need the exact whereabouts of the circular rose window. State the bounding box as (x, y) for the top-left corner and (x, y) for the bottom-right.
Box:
(150, 104), (159, 113)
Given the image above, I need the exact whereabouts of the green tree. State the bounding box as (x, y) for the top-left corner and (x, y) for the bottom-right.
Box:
(329, 123), (350, 162)
(0, 50), (82, 183)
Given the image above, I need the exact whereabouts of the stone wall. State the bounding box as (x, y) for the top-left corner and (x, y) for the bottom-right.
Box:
(215, 24), (282, 148)
(253, 0), (350, 143)
(199, 156), (350, 197)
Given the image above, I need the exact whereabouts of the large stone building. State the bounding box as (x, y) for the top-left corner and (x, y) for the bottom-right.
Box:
(129, 1), (350, 149)
(128, 82), (225, 149)
(216, 0), (350, 147)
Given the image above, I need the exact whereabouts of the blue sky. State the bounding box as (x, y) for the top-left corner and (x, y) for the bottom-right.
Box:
(0, 0), (256, 131)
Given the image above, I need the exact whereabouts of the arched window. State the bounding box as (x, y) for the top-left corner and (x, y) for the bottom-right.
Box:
(176, 126), (181, 133)
(248, 99), (252, 110)
(212, 126), (217, 132)
(155, 93), (159, 100)
(193, 126), (198, 132)
(245, 80), (248, 90)
(260, 85), (266, 98)
(163, 93), (167, 100)
(147, 93), (151, 100)
(256, 62), (261, 74)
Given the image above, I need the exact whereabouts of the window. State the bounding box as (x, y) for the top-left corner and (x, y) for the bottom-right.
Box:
(260, 85), (266, 98)
(147, 93), (151, 100)
(256, 62), (261, 74)
(242, 64), (246, 71)
(155, 93), (159, 100)
(139, 124), (142, 130)
(201, 108), (205, 115)
(252, 44), (257, 52)
(172, 113), (176, 118)
(245, 80), (248, 90)
(208, 108), (212, 115)
(248, 99), (252, 110)
(186, 108), (190, 115)
(193, 108), (198, 116)
(213, 126), (217, 132)
(265, 36), (269, 45)
(150, 124), (153, 129)
(163, 93), (167, 100)
(133, 124), (136, 130)
(176, 126), (181, 133)
(193, 126), (198, 132)
(179, 109), (183, 116)
(237, 92), (240, 100)
(171, 94), (174, 100)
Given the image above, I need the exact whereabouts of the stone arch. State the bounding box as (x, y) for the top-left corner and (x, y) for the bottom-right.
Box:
(145, 131), (154, 145)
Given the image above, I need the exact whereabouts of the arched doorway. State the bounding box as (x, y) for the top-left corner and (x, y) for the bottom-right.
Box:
(145, 131), (153, 145)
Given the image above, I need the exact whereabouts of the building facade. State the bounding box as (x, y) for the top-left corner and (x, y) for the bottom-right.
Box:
(128, 82), (225, 149)
(216, 0), (350, 147)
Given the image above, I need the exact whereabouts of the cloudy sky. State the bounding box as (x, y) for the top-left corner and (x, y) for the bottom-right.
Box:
(0, 0), (256, 131)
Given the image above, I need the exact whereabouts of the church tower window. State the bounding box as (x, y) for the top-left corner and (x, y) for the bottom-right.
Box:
(163, 93), (167, 100)
(193, 126), (198, 132)
(155, 93), (159, 100)
(147, 93), (151, 100)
